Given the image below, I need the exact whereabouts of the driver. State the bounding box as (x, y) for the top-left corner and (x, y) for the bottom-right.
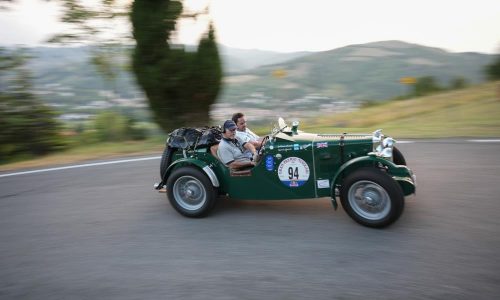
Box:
(217, 120), (258, 169)
(232, 112), (266, 149)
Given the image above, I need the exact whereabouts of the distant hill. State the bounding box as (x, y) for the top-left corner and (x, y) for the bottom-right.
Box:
(221, 40), (493, 104)
(218, 45), (310, 73)
(10, 41), (495, 123)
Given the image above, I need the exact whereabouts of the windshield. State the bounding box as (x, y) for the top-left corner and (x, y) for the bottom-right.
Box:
(278, 117), (287, 130)
(270, 117), (294, 138)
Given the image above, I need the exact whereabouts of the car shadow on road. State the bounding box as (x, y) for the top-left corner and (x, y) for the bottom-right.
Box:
(212, 196), (343, 218)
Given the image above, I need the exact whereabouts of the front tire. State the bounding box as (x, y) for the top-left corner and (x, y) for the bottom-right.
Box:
(393, 146), (406, 165)
(340, 167), (404, 228)
(166, 166), (216, 218)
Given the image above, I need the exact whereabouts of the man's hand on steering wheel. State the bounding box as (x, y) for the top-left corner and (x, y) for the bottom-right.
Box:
(252, 152), (259, 163)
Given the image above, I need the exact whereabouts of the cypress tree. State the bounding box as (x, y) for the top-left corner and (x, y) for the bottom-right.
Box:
(131, 0), (223, 132)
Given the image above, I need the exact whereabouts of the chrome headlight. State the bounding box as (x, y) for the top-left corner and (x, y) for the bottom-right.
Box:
(382, 137), (395, 148)
(371, 131), (396, 160)
(372, 129), (383, 143)
(380, 147), (393, 158)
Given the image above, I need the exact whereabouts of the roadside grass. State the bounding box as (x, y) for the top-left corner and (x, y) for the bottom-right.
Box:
(304, 81), (500, 138)
(1, 137), (166, 172)
(2, 81), (499, 171)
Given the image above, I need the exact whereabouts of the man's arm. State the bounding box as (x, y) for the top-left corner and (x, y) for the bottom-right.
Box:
(251, 137), (267, 148)
(243, 142), (260, 163)
(243, 128), (265, 149)
(243, 141), (257, 156)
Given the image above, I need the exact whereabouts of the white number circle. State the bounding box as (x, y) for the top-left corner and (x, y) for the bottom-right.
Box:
(277, 157), (310, 187)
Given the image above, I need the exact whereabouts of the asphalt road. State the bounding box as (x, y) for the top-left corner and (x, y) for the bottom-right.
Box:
(1, 140), (499, 300)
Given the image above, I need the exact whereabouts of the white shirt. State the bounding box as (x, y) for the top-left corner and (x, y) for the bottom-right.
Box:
(235, 128), (259, 143)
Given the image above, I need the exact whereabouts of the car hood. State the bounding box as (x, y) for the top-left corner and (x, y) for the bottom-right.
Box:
(275, 132), (373, 144)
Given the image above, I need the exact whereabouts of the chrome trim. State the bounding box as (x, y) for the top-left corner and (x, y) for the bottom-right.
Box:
(372, 129), (383, 143)
(202, 165), (220, 187)
(380, 147), (393, 158)
(382, 137), (395, 148)
(372, 132), (396, 160)
(312, 134), (318, 198)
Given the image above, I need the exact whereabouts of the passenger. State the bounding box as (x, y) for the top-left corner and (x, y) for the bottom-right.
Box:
(217, 120), (258, 169)
(232, 112), (266, 149)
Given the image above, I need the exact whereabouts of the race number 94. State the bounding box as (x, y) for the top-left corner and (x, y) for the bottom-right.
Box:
(288, 167), (299, 180)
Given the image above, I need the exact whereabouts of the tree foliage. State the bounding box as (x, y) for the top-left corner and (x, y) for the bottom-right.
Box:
(0, 48), (65, 162)
(50, 0), (132, 89)
(413, 76), (442, 97)
(92, 110), (147, 142)
(449, 76), (467, 90)
(131, 0), (222, 132)
(484, 54), (500, 80)
(51, 0), (223, 133)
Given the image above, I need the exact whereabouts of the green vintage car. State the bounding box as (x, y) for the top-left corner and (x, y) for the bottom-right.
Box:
(156, 118), (416, 228)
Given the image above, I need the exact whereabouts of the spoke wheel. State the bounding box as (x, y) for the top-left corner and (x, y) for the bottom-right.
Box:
(166, 166), (217, 218)
(340, 167), (404, 228)
(173, 176), (207, 211)
(348, 180), (391, 221)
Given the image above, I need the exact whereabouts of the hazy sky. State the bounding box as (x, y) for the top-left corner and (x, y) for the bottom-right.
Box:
(1, 0), (499, 53)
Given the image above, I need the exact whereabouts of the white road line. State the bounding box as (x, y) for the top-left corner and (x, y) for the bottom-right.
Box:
(0, 156), (161, 178)
(1, 138), (498, 178)
(468, 139), (500, 143)
(397, 141), (415, 144)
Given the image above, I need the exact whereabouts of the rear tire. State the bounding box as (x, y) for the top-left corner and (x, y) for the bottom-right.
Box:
(160, 146), (175, 181)
(166, 166), (216, 218)
(340, 167), (404, 228)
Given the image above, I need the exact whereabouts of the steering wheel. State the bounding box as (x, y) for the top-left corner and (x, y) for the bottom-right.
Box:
(252, 135), (269, 164)
(254, 118), (287, 164)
